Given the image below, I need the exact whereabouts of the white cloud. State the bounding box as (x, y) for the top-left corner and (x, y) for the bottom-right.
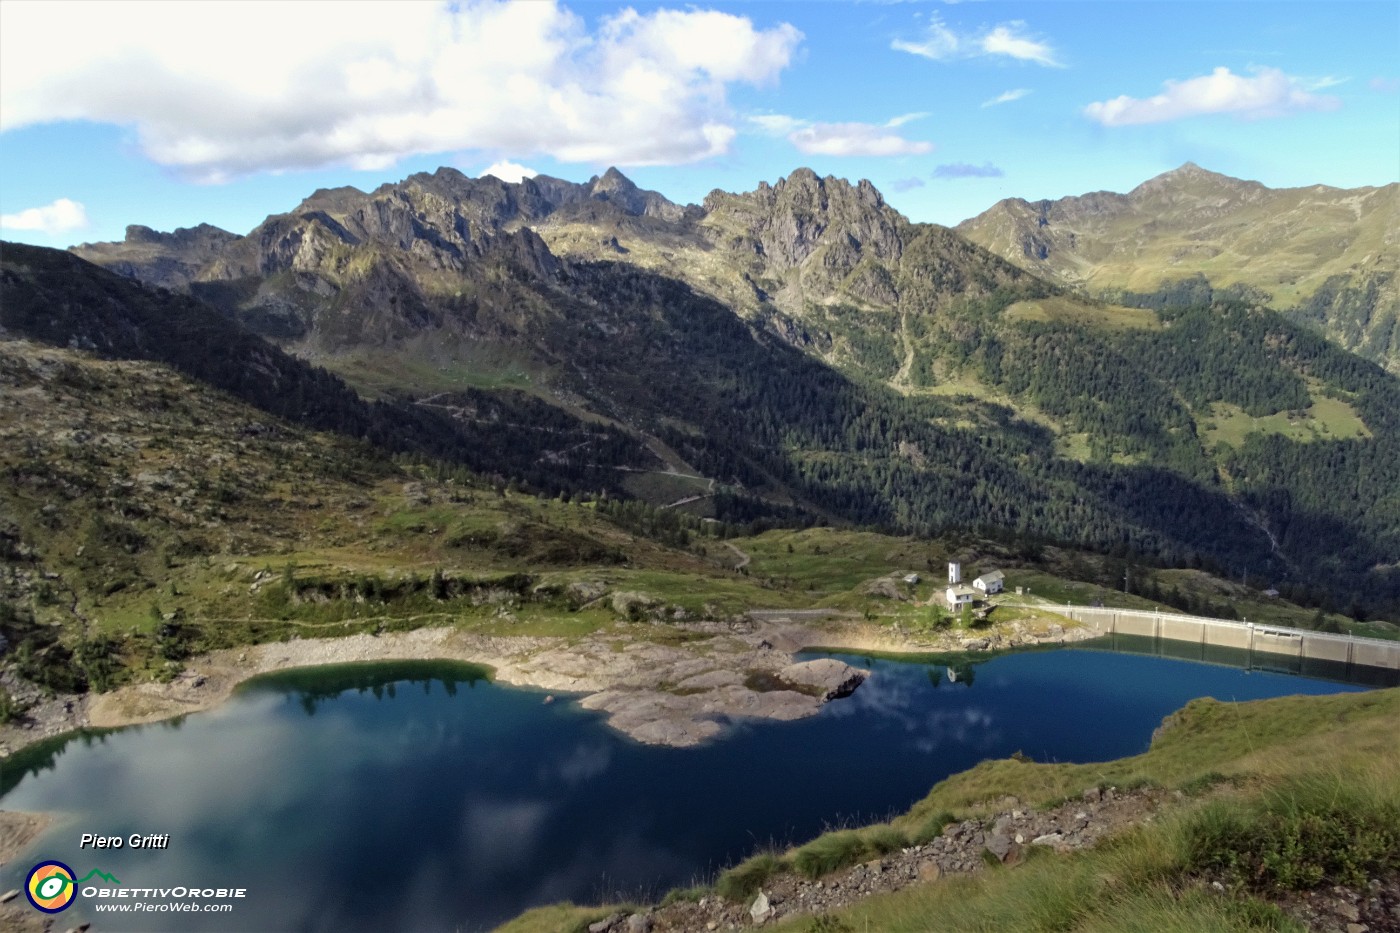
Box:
(885, 111), (931, 128)
(1084, 67), (1341, 126)
(788, 115), (934, 157)
(479, 161), (539, 183)
(982, 88), (1030, 107)
(0, 197), (89, 234)
(1300, 75), (1348, 91)
(1370, 76), (1400, 94)
(752, 112), (933, 157)
(891, 177), (926, 192)
(747, 113), (808, 136)
(932, 161), (1003, 178)
(893, 16), (1060, 67)
(891, 18), (961, 60)
(601, 8), (800, 85)
(980, 23), (1059, 66)
(0, 1), (802, 180)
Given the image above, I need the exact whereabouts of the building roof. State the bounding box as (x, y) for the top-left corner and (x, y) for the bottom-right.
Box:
(975, 570), (1005, 584)
(947, 584), (977, 598)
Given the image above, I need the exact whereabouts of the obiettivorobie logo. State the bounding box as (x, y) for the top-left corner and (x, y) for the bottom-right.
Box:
(23, 859), (248, 916)
(24, 860), (121, 913)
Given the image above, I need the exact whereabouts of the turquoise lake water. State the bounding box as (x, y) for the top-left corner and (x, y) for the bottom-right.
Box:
(0, 643), (1378, 931)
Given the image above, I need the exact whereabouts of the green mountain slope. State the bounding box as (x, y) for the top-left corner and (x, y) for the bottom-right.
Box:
(5, 331), (1383, 724)
(58, 167), (1400, 616)
(956, 163), (1400, 372)
(0, 336), (803, 697)
(1, 241), (653, 494)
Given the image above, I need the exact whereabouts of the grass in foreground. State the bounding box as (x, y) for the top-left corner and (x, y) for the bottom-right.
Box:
(500, 687), (1400, 933)
(496, 902), (641, 933)
(898, 689), (1400, 821)
(767, 850), (1302, 933)
(767, 763), (1398, 933)
(761, 688), (1400, 933)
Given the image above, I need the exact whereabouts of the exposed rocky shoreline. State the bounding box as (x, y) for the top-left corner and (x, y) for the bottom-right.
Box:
(0, 612), (1093, 899)
(0, 613), (1091, 761)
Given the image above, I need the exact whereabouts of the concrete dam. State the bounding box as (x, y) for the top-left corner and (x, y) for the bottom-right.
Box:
(1040, 606), (1400, 685)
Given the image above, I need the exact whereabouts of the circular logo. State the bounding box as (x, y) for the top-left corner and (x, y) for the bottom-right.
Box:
(25, 860), (77, 913)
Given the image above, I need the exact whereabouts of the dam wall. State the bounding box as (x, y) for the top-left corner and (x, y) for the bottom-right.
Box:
(1042, 606), (1400, 676)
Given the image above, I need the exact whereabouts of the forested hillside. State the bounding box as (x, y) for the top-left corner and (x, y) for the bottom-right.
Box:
(46, 165), (1400, 619)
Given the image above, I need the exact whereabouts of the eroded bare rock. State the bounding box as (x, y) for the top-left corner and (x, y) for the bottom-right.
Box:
(778, 658), (869, 700)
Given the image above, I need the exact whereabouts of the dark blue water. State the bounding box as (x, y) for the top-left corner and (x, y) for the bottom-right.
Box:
(0, 648), (1370, 932)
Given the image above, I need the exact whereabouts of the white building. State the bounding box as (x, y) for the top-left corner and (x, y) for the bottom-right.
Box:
(973, 570), (1005, 595)
(946, 584), (977, 611)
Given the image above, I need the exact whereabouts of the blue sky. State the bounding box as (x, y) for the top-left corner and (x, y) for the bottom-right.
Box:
(1, 0), (1396, 247)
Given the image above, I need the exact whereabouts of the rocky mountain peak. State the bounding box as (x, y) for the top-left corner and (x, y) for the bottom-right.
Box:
(766, 169), (889, 212)
(297, 185), (372, 214)
(1168, 160), (1207, 176)
(591, 166), (635, 193)
(581, 167), (687, 221)
(777, 166), (821, 188)
(856, 177), (885, 209)
(118, 223), (238, 248)
(1131, 162), (1262, 200)
(704, 169), (906, 272)
(68, 223), (242, 289)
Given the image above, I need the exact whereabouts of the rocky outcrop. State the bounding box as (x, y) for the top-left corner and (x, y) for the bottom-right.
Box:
(578, 663), (850, 748)
(65, 164), (1044, 394)
(777, 658), (867, 700)
(122, 222), (236, 248)
(68, 165), (697, 351)
(71, 223), (240, 289)
(486, 226), (562, 280)
(697, 169), (911, 313)
(749, 891), (772, 924)
(72, 166), (686, 291)
(703, 169), (904, 271)
(586, 167), (692, 223)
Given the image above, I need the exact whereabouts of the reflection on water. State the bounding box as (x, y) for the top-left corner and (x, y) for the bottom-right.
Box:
(0, 650), (1369, 931)
(277, 660), (489, 716)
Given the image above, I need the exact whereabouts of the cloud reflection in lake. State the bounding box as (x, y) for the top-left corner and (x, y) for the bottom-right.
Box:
(0, 651), (1365, 931)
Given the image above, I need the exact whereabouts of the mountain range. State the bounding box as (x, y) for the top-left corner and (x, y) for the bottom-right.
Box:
(957, 163), (1398, 373)
(3, 163), (1397, 617)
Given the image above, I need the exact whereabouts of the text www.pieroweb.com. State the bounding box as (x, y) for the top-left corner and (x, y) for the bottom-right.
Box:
(85, 886), (244, 914)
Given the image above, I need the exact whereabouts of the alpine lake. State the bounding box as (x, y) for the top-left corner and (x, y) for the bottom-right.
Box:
(2, 637), (1392, 932)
